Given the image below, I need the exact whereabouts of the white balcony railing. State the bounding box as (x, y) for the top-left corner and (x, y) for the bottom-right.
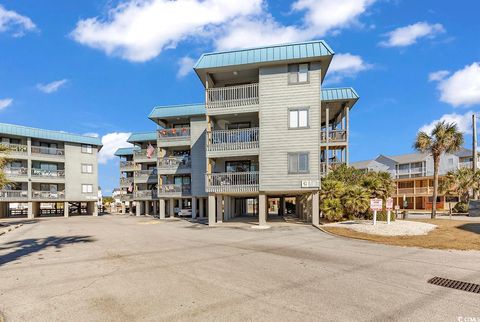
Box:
(459, 161), (473, 169)
(208, 128), (259, 152)
(158, 127), (191, 140)
(32, 190), (65, 200)
(134, 190), (158, 199)
(120, 161), (139, 171)
(0, 190), (28, 200)
(320, 162), (345, 175)
(31, 146), (65, 156)
(120, 177), (134, 186)
(134, 169), (158, 182)
(31, 169), (65, 178)
(206, 83), (259, 110)
(320, 130), (347, 143)
(0, 143), (28, 155)
(157, 156), (191, 169)
(4, 167), (28, 177)
(134, 148), (157, 161)
(158, 184), (191, 195)
(206, 172), (259, 193)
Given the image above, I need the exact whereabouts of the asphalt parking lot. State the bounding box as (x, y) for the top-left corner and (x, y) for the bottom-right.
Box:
(0, 215), (479, 322)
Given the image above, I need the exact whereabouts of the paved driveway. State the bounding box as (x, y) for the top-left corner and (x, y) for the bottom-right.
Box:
(0, 215), (479, 321)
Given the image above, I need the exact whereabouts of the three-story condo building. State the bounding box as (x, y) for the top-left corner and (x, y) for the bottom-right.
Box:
(0, 123), (102, 218)
(115, 40), (359, 227)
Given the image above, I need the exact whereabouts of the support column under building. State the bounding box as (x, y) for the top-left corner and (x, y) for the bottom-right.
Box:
(258, 193), (268, 227)
(191, 197), (197, 219)
(136, 201), (141, 216)
(121, 203), (126, 214)
(216, 195), (223, 223)
(0, 202), (8, 218)
(27, 201), (34, 219)
(152, 201), (157, 217)
(312, 191), (319, 226)
(208, 194), (216, 226)
(159, 199), (166, 219)
(64, 202), (69, 218)
(169, 198), (175, 218)
(145, 201), (150, 216)
(199, 197), (204, 218)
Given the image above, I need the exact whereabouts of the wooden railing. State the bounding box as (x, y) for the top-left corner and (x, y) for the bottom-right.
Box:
(4, 167), (28, 177)
(158, 127), (191, 139)
(0, 143), (28, 154)
(31, 146), (65, 156)
(320, 130), (347, 143)
(158, 184), (191, 195)
(31, 169), (65, 178)
(157, 156), (191, 169)
(206, 83), (259, 110)
(395, 187), (433, 195)
(207, 128), (259, 151)
(134, 190), (158, 199)
(206, 172), (259, 193)
(0, 190), (28, 199)
(32, 190), (65, 199)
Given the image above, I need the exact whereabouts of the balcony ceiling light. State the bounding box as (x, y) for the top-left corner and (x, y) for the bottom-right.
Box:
(233, 71), (238, 75)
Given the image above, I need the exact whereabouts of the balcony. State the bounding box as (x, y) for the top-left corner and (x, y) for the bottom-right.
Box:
(0, 143), (28, 156)
(120, 177), (134, 188)
(206, 83), (259, 115)
(4, 167), (28, 178)
(157, 156), (191, 174)
(207, 128), (259, 156)
(0, 190), (28, 200)
(157, 128), (191, 147)
(120, 194), (134, 202)
(134, 190), (158, 200)
(320, 161), (345, 176)
(206, 172), (259, 193)
(32, 190), (65, 200)
(395, 187), (433, 196)
(31, 169), (65, 178)
(31, 146), (65, 157)
(459, 161), (473, 169)
(120, 161), (139, 172)
(158, 184), (191, 196)
(133, 148), (157, 163)
(396, 167), (425, 178)
(134, 169), (158, 183)
(320, 130), (347, 144)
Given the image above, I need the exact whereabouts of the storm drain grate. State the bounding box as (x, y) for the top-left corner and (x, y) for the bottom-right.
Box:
(428, 277), (480, 294)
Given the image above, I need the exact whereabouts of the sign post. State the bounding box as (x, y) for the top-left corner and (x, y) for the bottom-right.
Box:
(386, 197), (393, 225)
(370, 198), (383, 226)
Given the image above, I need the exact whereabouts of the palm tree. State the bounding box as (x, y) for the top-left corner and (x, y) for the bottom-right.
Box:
(414, 121), (464, 218)
(440, 168), (480, 203)
(342, 186), (370, 218)
(362, 171), (395, 201)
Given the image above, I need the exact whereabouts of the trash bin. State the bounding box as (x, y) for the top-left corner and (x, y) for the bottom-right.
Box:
(402, 211), (409, 220)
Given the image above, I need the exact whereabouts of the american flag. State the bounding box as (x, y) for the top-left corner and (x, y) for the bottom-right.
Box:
(146, 144), (155, 159)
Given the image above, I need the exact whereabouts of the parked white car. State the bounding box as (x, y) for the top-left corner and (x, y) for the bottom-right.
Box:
(177, 209), (192, 217)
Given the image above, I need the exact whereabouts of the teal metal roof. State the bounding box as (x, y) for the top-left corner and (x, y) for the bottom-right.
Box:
(148, 103), (205, 120)
(0, 122), (102, 146)
(114, 147), (137, 156)
(321, 88), (359, 101)
(127, 132), (157, 143)
(194, 40), (334, 70)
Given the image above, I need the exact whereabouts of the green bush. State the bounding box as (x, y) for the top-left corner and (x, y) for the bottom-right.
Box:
(320, 198), (343, 221)
(366, 210), (396, 221)
(453, 202), (468, 213)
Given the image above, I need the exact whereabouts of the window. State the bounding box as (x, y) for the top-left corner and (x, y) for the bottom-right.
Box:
(448, 158), (454, 165)
(288, 153), (309, 174)
(289, 108), (309, 128)
(81, 144), (93, 154)
(226, 122), (251, 130)
(82, 164), (93, 174)
(225, 161), (251, 172)
(288, 63), (309, 84)
(82, 184), (93, 194)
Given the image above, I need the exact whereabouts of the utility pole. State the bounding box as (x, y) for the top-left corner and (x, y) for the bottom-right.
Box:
(473, 114), (478, 199)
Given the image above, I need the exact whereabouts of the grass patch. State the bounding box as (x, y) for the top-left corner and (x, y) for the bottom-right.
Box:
(323, 219), (480, 251)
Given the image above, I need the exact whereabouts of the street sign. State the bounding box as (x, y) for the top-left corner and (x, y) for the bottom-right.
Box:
(386, 197), (393, 210)
(370, 198), (383, 211)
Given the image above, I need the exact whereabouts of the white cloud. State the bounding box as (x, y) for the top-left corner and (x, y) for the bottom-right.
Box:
(0, 4), (37, 37)
(71, 0), (263, 62)
(432, 62), (480, 107)
(177, 56), (196, 78)
(380, 22), (445, 47)
(325, 53), (372, 84)
(71, 0), (377, 61)
(428, 70), (450, 82)
(83, 132), (100, 138)
(0, 98), (13, 110)
(36, 79), (68, 94)
(98, 132), (132, 164)
(420, 111), (473, 135)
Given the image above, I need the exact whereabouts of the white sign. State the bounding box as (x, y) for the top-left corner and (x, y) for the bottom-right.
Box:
(370, 198), (383, 211)
(386, 197), (394, 210)
(301, 180), (319, 188)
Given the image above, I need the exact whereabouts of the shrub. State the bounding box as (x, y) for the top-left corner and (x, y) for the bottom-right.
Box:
(453, 202), (468, 213)
(342, 186), (370, 218)
(320, 198), (343, 221)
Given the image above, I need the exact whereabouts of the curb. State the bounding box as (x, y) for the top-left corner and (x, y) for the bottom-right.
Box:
(0, 223), (23, 236)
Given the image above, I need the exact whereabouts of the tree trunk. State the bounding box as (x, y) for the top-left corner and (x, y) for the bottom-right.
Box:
(432, 157), (440, 219)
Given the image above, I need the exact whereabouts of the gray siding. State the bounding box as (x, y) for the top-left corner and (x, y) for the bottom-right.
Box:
(259, 63), (321, 192)
(190, 116), (207, 196)
(64, 143), (99, 201)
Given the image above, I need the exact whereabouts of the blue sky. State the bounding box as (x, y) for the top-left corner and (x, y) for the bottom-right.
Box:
(1, 0), (479, 195)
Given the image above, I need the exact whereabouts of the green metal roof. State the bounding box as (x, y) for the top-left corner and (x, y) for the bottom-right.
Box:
(148, 103), (205, 120)
(321, 87), (359, 101)
(194, 40), (334, 70)
(114, 147), (137, 156)
(127, 132), (157, 143)
(0, 122), (102, 146)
